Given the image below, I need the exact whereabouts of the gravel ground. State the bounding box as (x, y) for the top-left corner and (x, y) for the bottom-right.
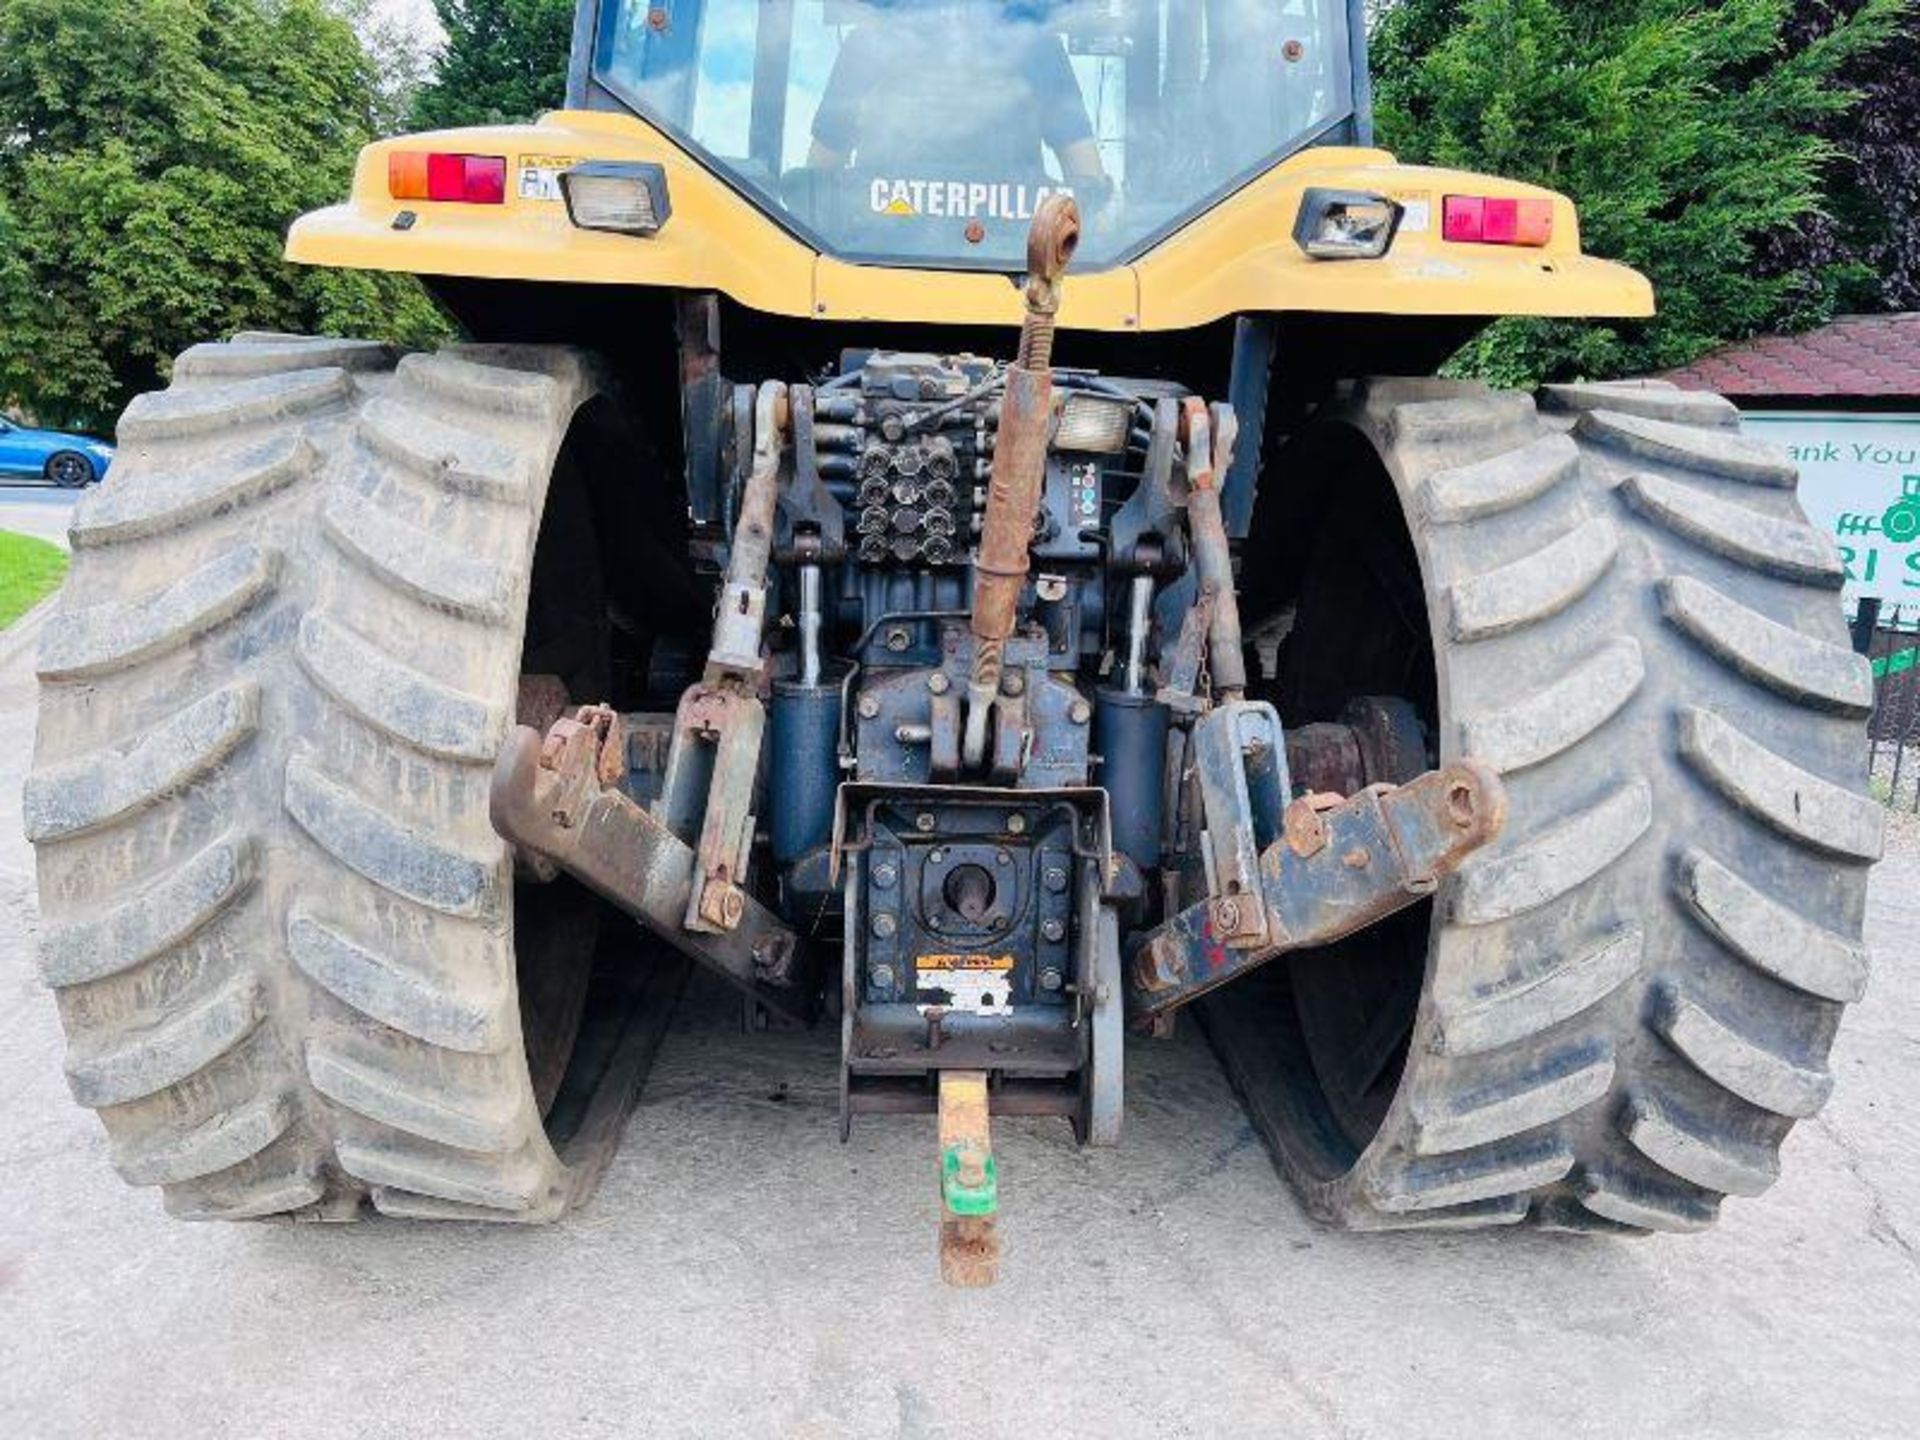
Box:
(2, 617), (1917, 1438)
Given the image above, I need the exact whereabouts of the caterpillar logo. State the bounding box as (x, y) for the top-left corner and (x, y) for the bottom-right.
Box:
(869, 178), (1074, 221)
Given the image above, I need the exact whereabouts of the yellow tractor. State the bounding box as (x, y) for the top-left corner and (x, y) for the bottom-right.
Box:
(26, 0), (1878, 1267)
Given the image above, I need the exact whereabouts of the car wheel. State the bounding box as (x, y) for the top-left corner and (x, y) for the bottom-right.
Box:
(46, 451), (95, 488)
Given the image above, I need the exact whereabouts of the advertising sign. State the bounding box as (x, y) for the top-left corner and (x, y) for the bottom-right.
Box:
(1743, 412), (1920, 604)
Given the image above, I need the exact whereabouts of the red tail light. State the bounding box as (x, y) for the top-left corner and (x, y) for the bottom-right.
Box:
(388, 152), (507, 205)
(1442, 195), (1554, 247)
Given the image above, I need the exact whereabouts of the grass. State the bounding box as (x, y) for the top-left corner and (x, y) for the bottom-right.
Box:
(0, 530), (68, 631)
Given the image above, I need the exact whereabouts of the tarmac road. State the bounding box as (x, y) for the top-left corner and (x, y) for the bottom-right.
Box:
(1, 604), (1917, 1439)
(0, 481), (80, 550)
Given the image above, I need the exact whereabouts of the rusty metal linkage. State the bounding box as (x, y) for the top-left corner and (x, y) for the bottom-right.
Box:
(937, 1069), (1000, 1287)
(491, 707), (811, 1023)
(1179, 397), (1248, 701)
(1129, 761), (1507, 1021)
(707, 380), (789, 680)
(965, 194), (1080, 769)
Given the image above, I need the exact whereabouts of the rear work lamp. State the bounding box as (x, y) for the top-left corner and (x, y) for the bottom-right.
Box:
(1442, 195), (1554, 247)
(1293, 189), (1404, 260)
(561, 162), (672, 237)
(387, 151), (506, 205)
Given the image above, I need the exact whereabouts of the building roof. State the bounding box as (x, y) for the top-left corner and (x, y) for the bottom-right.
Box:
(1662, 313), (1920, 400)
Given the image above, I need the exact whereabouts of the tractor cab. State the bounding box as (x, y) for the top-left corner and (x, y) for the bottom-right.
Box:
(582, 0), (1368, 268)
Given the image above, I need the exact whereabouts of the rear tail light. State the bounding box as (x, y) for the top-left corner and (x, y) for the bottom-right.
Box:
(1442, 195), (1554, 247)
(388, 152), (507, 205)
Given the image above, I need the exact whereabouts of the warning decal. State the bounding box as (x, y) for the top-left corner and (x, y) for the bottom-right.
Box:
(914, 953), (1015, 1015)
(517, 154), (581, 202)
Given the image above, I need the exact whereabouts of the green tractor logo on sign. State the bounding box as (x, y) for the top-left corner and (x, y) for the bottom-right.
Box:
(1882, 474), (1920, 542)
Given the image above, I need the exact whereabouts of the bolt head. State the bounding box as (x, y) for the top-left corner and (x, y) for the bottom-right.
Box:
(1213, 898), (1241, 932)
(1039, 966), (1064, 990)
(1044, 866), (1068, 892)
(928, 672), (952, 694)
(1001, 671), (1026, 697)
(857, 695), (881, 720)
(871, 912), (897, 939)
(916, 812), (937, 833)
(1068, 698), (1093, 725)
(1041, 918), (1066, 943)
(885, 627), (911, 652)
(872, 862), (898, 889)
(871, 963), (896, 989)
(1006, 815), (1027, 836)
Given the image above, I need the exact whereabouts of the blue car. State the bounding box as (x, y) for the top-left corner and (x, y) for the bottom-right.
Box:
(0, 415), (114, 487)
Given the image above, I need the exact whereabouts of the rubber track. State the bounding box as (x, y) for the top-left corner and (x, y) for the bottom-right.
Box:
(28, 335), (603, 1222)
(1280, 377), (1876, 1232)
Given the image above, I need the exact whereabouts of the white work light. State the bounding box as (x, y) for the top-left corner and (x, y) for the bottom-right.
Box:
(1292, 188), (1404, 260)
(561, 162), (672, 236)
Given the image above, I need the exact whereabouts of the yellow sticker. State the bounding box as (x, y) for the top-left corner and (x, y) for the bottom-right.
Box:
(918, 954), (1015, 972)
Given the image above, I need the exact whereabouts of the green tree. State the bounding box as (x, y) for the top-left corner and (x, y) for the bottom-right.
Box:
(1372, 0), (1909, 385)
(0, 0), (447, 431)
(410, 0), (575, 130)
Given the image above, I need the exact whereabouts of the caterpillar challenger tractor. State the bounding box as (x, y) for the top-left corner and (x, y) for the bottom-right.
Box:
(25, 0), (1881, 1276)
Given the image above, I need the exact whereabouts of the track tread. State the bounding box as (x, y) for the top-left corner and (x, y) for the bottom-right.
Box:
(1459, 636), (1644, 774)
(1365, 1135), (1576, 1213)
(356, 393), (530, 501)
(295, 612), (503, 761)
(39, 836), (257, 987)
(1268, 381), (1872, 1236)
(30, 337), (605, 1226)
(68, 434), (317, 548)
(1450, 778), (1652, 924)
(1539, 383), (1739, 428)
(1390, 390), (1535, 442)
(398, 350), (566, 420)
(335, 1136), (545, 1212)
(284, 754), (499, 919)
(306, 1040), (519, 1153)
(109, 1090), (297, 1187)
(37, 544), (281, 681)
(1408, 1046), (1616, 1156)
(119, 368), (351, 443)
(1675, 848), (1869, 1003)
(320, 489), (513, 621)
(1651, 982), (1833, 1118)
(1677, 707), (1883, 861)
(1579, 408), (1797, 486)
(1577, 1167), (1720, 1233)
(1620, 470), (1845, 588)
(23, 682), (259, 843)
(1622, 1093), (1779, 1197)
(1446, 516), (1617, 641)
(1422, 431), (1578, 523)
(287, 909), (508, 1053)
(162, 1161), (329, 1221)
(63, 972), (266, 1109)
(1429, 927), (1644, 1057)
(1660, 575), (1872, 715)
(174, 338), (394, 382)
